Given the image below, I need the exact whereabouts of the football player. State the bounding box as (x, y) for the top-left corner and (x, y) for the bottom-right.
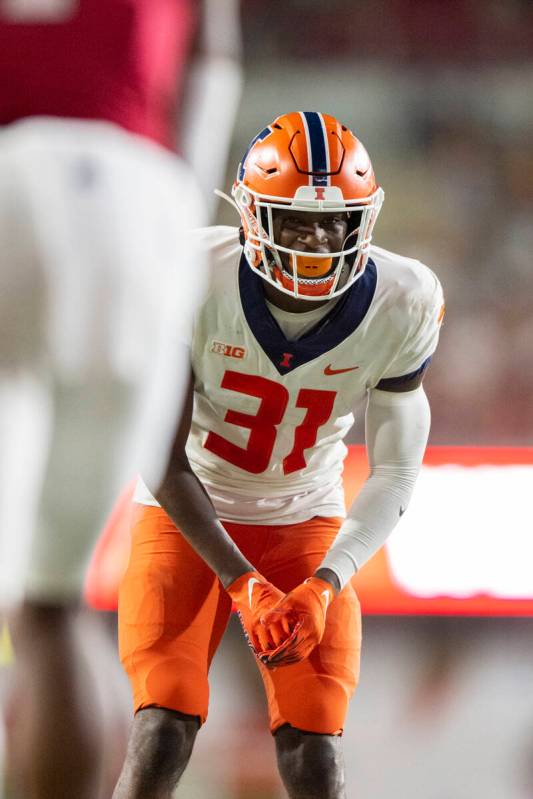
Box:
(111, 111), (444, 799)
(0, 1), (242, 797)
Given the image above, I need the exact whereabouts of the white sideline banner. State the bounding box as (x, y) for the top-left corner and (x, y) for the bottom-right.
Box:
(386, 465), (533, 600)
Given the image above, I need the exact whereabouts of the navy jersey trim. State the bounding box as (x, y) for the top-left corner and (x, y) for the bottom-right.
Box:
(238, 256), (378, 375)
(376, 356), (432, 390)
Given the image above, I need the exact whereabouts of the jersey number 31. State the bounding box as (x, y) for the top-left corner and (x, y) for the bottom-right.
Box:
(204, 370), (336, 475)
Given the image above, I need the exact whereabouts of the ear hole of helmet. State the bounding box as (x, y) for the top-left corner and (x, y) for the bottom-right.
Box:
(234, 186), (253, 208)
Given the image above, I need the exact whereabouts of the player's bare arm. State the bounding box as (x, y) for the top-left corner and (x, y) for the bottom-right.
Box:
(153, 370), (252, 587)
(150, 369), (291, 652)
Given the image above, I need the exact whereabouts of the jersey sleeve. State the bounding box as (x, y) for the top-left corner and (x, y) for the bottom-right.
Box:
(379, 267), (444, 381)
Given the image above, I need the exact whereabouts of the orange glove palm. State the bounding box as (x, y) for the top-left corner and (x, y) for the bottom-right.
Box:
(226, 571), (299, 657)
(259, 577), (334, 667)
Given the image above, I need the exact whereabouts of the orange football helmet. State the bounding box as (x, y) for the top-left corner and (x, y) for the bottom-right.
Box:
(232, 111), (384, 300)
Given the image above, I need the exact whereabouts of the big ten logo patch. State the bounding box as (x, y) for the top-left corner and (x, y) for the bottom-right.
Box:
(211, 341), (246, 359)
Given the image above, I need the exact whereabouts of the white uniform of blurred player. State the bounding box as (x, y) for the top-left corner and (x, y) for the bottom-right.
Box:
(0, 1), (242, 797)
(0, 120), (205, 608)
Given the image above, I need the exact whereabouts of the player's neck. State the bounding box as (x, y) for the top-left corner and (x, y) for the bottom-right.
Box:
(262, 282), (331, 314)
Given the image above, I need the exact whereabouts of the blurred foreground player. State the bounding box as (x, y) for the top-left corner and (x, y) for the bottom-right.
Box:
(111, 112), (445, 799)
(0, 0), (244, 796)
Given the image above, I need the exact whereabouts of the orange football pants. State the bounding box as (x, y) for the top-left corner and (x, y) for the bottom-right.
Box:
(119, 504), (362, 735)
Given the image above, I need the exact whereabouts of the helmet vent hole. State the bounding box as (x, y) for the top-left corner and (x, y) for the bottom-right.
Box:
(272, 123), (282, 129)
(341, 125), (348, 131)
(257, 165), (280, 178)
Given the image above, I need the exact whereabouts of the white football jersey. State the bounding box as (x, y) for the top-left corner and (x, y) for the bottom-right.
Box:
(0, 118), (207, 605)
(136, 226), (444, 524)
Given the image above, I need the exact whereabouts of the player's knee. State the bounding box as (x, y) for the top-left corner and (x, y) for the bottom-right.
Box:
(275, 725), (345, 797)
(128, 707), (199, 775)
(9, 600), (77, 646)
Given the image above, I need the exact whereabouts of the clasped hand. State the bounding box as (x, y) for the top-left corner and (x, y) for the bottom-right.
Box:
(227, 571), (334, 668)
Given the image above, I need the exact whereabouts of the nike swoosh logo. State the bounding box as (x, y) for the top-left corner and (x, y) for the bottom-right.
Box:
(324, 364), (359, 376)
(248, 577), (261, 609)
(321, 590), (330, 613)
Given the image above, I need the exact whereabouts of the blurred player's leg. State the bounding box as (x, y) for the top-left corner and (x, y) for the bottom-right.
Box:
(0, 119), (206, 799)
(0, 372), (144, 799)
(6, 602), (103, 799)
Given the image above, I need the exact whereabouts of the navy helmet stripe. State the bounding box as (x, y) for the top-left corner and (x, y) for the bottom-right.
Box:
(238, 127), (271, 181)
(302, 112), (328, 186)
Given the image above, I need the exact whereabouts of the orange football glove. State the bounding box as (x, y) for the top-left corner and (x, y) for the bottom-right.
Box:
(226, 570), (300, 658)
(258, 576), (335, 668)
